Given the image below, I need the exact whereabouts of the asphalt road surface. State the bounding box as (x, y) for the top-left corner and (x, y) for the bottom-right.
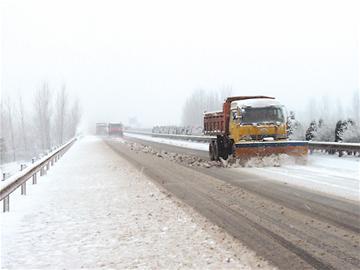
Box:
(105, 137), (360, 270)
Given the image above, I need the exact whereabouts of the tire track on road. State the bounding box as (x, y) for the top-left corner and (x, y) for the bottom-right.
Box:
(105, 139), (360, 270)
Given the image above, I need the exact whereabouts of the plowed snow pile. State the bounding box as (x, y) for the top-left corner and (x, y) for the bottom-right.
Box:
(1, 136), (273, 269)
(122, 139), (296, 169)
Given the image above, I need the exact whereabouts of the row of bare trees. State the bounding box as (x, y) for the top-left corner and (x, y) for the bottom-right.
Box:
(181, 86), (232, 126)
(0, 82), (81, 164)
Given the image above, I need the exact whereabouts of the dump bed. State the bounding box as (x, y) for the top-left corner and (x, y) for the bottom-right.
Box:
(203, 111), (225, 135)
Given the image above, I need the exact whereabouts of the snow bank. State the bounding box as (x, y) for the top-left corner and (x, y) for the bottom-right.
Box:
(241, 154), (298, 168)
(125, 132), (209, 151)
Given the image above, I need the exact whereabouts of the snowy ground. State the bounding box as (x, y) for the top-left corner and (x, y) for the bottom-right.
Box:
(0, 161), (29, 181)
(234, 152), (360, 201)
(1, 136), (272, 269)
(124, 133), (360, 201)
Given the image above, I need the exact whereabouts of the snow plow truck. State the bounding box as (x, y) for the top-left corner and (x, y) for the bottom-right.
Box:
(204, 96), (308, 161)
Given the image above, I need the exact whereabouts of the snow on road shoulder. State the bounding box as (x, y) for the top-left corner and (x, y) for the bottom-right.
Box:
(233, 153), (360, 201)
(1, 135), (273, 269)
(125, 132), (209, 151)
(122, 133), (359, 201)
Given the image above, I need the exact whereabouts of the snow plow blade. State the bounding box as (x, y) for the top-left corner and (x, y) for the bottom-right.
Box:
(233, 141), (308, 159)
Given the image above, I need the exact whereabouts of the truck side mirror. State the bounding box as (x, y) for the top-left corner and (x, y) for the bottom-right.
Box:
(232, 111), (237, 120)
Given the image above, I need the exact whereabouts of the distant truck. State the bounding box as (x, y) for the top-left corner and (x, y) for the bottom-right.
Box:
(204, 96), (308, 161)
(108, 123), (123, 137)
(96, 123), (108, 135)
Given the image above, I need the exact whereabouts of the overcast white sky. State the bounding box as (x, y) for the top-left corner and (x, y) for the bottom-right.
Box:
(1, 0), (359, 128)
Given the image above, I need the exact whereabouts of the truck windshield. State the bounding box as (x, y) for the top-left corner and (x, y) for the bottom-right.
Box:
(241, 106), (285, 124)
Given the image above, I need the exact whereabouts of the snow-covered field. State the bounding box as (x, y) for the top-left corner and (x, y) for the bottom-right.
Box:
(124, 133), (359, 201)
(0, 161), (29, 180)
(1, 136), (271, 269)
(125, 132), (209, 151)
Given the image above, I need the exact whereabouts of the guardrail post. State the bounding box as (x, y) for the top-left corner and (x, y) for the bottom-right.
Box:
(46, 162), (50, 171)
(21, 182), (26, 195)
(32, 172), (37, 184)
(3, 196), (9, 212)
(20, 164), (26, 195)
(2, 173), (5, 181)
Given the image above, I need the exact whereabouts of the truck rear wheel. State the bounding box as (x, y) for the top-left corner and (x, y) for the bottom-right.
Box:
(213, 141), (219, 161)
(217, 136), (229, 160)
(209, 142), (215, 161)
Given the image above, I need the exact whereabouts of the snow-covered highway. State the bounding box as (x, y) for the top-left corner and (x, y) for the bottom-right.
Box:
(1, 137), (268, 269)
(118, 133), (360, 269)
(1, 135), (359, 269)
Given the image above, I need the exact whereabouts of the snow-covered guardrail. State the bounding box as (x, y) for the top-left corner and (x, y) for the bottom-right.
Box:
(125, 130), (214, 142)
(0, 138), (77, 212)
(124, 130), (360, 156)
(307, 141), (360, 156)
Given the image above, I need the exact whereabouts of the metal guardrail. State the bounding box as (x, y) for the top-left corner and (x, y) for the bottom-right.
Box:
(125, 130), (214, 142)
(307, 141), (360, 156)
(0, 138), (77, 212)
(124, 130), (360, 156)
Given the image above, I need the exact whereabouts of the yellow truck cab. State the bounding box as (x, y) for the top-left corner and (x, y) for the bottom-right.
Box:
(229, 98), (288, 143)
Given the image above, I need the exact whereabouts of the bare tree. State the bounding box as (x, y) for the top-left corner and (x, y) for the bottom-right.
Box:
(67, 97), (81, 138)
(305, 98), (318, 126)
(54, 84), (68, 145)
(4, 96), (16, 161)
(351, 90), (359, 124)
(181, 86), (233, 126)
(17, 94), (28, 154)
(218, 85), (233, 103)
(181, 89), (206, 126)
(34, 82), (53, 151)
(0, 97), (7, 164)
(1, 82), (80, 163)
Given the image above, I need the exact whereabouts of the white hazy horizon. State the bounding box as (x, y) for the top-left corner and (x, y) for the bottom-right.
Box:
(1, 0), (359, 130)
